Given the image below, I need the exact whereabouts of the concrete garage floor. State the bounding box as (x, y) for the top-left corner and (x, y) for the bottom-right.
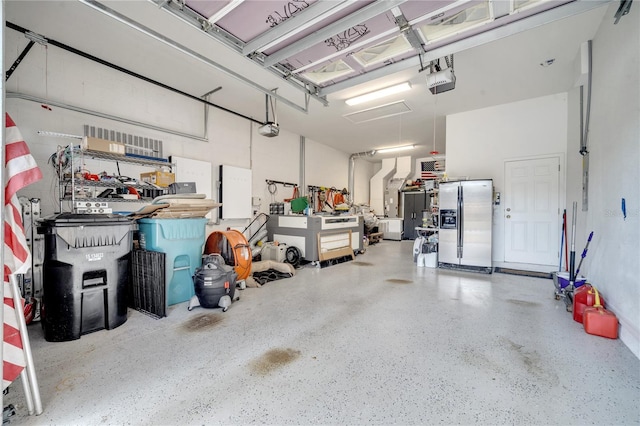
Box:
(5, 240), (640, 425)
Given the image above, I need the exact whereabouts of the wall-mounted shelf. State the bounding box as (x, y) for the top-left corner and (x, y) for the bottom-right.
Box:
(61, 178), (163, 190)
(69, 197), (149, 204)
(81, 149), (172, 167)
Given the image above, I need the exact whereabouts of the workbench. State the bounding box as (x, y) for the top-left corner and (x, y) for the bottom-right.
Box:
(266, 214), (364, 262)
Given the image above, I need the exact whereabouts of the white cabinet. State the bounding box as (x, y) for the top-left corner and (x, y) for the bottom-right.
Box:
(379, 218), (403, 241)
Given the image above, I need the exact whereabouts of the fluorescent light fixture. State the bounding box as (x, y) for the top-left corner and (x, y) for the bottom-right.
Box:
(375, 144), (416, 154)
(345, 82), (412, 106)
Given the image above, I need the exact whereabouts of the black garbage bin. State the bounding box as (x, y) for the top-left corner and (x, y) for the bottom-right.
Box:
(38, 213), (134, 342)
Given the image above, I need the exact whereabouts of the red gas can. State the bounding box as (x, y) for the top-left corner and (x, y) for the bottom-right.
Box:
(583, 288), (618, 339)
(573, 284), (605, 323)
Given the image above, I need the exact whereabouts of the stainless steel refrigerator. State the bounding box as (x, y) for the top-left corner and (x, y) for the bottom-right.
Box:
(439, 180), (493, 273)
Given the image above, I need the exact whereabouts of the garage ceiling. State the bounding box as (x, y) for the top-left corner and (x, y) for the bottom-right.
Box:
(166, 0), (574, 91)
(4, 0), (613, 159)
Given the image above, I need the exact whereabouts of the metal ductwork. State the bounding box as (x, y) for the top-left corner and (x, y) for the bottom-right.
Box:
(348, 150), (376, 204)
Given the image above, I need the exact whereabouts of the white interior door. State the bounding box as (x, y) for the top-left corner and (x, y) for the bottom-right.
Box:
(504, 157), (560, 265)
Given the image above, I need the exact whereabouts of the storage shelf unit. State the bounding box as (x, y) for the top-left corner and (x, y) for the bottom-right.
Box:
(70, 197), (151, 204)
(62, 178), (163, 190)
(427, 185), (440, 228)
(57, 146), (174, 212)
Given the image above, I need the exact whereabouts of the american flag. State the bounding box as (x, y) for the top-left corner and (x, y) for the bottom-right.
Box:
(420, 160), (438, 180)
(3, 113), (42, 389)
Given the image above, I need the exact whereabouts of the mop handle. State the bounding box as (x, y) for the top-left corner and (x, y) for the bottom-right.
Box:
(569, 202), (577, 283)
(581, 231), (594, 258)
(564, 211), (568, 271)
(575, 231), (594, 277)
(559, 218), (565, 272)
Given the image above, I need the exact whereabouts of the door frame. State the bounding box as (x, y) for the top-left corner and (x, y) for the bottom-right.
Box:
(501, 153), (566, 267)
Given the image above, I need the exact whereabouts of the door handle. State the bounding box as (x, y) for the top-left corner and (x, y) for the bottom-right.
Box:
(506, 215), (511, 219)
(506, 208), (511, 212)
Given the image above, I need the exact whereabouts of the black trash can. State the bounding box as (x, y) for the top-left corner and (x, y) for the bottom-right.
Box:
(38, 213), (134, 342)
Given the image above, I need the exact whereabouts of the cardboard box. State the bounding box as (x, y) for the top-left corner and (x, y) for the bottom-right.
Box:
(140, 171), (175, 187)
(82, 136), (126, 155)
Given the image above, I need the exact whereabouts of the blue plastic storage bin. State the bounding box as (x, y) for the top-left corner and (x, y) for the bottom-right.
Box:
(137, 218), (207, 306)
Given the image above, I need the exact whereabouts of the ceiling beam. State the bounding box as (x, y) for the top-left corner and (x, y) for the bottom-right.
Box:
(406, 0), (477, 27)
(292, 1), (466, 75)
(207, 0), (244, 24)
(79, 0), (316, 113)
(262, 0), (408, 68)
(151, 0), (328, 106)
(320, 0), (611, 96)
(293, 26), (400, 74)
(242, 0), (357, 55)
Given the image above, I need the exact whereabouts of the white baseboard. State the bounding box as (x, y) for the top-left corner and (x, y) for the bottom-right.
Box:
(606, 300), (640, 360)
(493, 261), (557, 273)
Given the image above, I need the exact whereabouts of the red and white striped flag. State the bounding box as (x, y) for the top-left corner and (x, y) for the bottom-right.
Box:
(420, 161), (437, 180)
(3, 113), (43, 390)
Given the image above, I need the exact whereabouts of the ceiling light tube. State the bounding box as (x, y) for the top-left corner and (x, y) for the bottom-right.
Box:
(376, 144), (416, 154)
(345, 82), (412, 106)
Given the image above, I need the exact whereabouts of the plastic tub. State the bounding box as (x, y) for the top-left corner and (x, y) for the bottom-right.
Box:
(556, 271), (587, 289)
(138, 218), (207, 306)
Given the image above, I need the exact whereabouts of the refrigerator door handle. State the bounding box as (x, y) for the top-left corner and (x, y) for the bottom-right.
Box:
(457, 185), (463, 258)
(460, 186), (465, 258)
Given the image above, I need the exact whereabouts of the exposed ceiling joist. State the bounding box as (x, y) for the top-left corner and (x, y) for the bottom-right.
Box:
(207, 0), (244, 24)
(242, 0), (357, 55)
(489, 0), (511, 20)
(3, 0), (613, 157)
(151, 0), (328, 107)
(292, 26), (401, 74)
(393, 9), (424, 53)
(79, 0), (323, 112)
(261, 0), (408, 68)
(320, 0), (611, 96)
(144, 0), (611, 112)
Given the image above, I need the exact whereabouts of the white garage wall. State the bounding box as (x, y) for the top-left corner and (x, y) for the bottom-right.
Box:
(3, 28), (359, 224)
(250, 126), (300, 213)
(305, 139), (350, 191)
(446, 93), (568, 263)
(569, 3), (639, 358)
(5, 29), (202, 136)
